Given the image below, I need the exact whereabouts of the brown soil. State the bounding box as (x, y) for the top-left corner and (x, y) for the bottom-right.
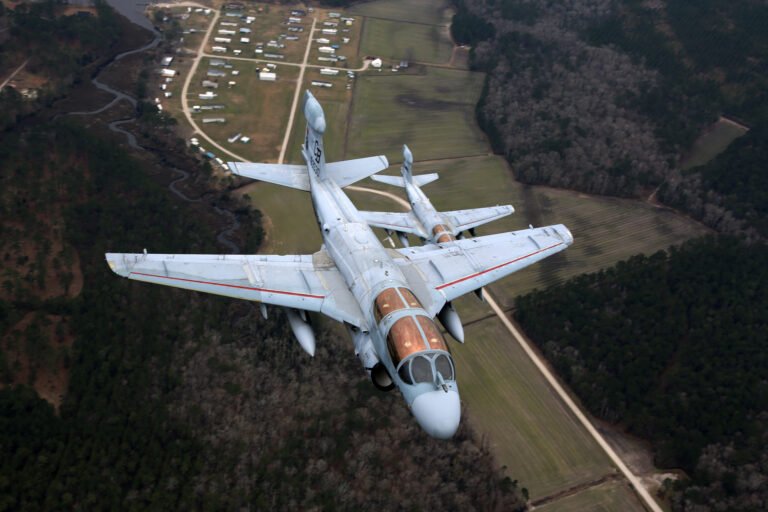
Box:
(1, 314), (74, 412)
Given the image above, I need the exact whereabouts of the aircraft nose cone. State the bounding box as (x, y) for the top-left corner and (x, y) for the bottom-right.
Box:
(411, 390), (461, 439)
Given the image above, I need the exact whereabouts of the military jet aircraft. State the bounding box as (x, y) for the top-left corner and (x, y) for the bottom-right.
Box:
(360, 144), (514, 248)
(106, 91), (573, 439)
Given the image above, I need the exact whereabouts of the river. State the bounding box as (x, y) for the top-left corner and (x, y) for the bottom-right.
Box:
(71, 0), (241, 252)
(104, 0), (155, 31)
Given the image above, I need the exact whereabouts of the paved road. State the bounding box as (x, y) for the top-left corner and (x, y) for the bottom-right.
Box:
(278, 16), (317, 164)
(483, 291), (663, 512)
(0, 59), (29, 90)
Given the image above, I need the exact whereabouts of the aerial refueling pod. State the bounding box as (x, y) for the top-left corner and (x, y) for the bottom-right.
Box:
(348, 325), (394, 391)
(396, 232), (409, 247)
(285, 308), (316, 356)
(437, 302), (465, 343)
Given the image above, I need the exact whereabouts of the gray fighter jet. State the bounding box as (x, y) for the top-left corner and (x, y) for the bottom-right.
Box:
(105, 91), (573, 439)
(360, 144), (514, 248)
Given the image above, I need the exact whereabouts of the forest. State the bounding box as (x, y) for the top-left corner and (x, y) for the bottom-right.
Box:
(452, 0), (768, 239)
(0, 3), (526, 510)
(0, 0), (123, 129)
(515, 237), (768, 511)
(660, 127), (768, 239)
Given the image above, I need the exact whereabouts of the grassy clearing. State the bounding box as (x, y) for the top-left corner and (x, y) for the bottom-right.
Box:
(356, 155), (711, 312)
(484, 183), (712, 310)
(188, 60), (299, 161)
(452, 316), (613, 499)
(681, 118), (748, 170)
(536, 480), (646, 512)
(348, 0), (453, 25)
(284, 73), (356, 164)
(234, 182), (321, 254)
(347, 67), (488, 162)
(360, 18), (454, 64)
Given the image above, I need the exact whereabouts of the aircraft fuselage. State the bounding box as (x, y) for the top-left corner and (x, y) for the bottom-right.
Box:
(302, 126), (461, 439)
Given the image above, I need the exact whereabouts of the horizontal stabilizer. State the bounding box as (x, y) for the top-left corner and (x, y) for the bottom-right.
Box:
(371, 173), (439, 188)
(447, 205), (515, 232)
(326, 155), (389, 188)
(358, 210), (429, 239)
(228, 162), (309, 191)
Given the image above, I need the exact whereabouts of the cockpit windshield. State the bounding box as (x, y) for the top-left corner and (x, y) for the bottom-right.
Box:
(397, 351), (455, 385)
(374, 288), (407, 324)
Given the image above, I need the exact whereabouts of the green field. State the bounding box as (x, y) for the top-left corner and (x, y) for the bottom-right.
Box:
(349, 0), (453, 25)
(452, 316), (613, 498)
(536, 480), (646, 512)
(235, 182), (321, 253)
(681, 118), (748, 170)
(347, 67), (488, 161)
(360, 18), (454, 64)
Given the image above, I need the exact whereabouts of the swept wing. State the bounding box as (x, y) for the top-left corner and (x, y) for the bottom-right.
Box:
(227, 156), (388, 191)
(392, 224), (573, 316)
(105, 251), (365, 326)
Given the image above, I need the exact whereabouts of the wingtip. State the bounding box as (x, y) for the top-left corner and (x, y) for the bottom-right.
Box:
(105, 253), (130, 277)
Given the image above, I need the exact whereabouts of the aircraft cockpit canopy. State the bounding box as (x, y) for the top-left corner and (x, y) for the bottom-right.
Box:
(397, 351), (455, 385)
(384, 309), (455, 386)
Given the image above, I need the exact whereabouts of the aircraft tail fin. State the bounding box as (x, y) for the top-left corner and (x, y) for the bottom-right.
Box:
(302, 90), (327, 179)
(401, 145), (414, 184)
(370, 144), (439, 187)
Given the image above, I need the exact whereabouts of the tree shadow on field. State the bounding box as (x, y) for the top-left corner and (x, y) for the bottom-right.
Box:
(395, 93), (464, 110)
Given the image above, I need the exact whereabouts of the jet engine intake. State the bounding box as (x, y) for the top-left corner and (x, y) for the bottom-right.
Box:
(370, 362), (395, 391)
(350, 327), (394, 391)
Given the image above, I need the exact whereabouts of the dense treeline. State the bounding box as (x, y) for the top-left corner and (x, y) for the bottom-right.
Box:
(0, 122), (217, 510)
(660, 127), (768, 239)
(455, 0), (673, 197)
(515, 237), (768, 510)
(453, 0), (768, 238)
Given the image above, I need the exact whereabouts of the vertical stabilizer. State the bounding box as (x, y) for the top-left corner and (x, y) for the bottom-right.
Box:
(303, 90), (327, 179)
(401, 145), (413, 184)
